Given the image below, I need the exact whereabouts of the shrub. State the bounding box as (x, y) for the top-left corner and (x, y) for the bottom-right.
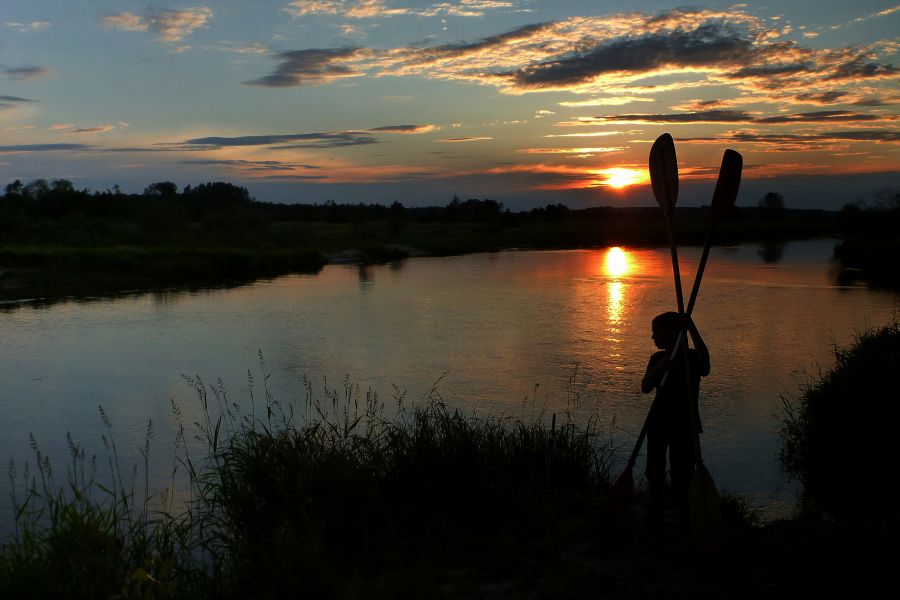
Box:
(780, 322), (900, 520)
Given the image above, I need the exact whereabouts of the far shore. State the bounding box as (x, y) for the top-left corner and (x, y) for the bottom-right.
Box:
(1, 213), (840, 305)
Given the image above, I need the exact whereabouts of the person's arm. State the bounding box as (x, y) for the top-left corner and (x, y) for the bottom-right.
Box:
(641, 353), (670, 393)
(685, 316), (711, 376)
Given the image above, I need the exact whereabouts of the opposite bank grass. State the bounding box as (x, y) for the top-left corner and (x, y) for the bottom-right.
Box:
(0, 365), (616, 599)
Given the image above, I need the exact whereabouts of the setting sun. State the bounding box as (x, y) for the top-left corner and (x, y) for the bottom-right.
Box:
(599, 168), (647, 189)
(605, 246), (631, 278)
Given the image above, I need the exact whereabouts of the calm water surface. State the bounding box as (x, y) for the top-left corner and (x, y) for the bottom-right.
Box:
(1, 239), (897, 529)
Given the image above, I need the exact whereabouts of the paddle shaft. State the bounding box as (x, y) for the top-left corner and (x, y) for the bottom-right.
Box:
(664, 211), (704, 465)
(660, 227), (714, 385)
(623, 218), (707, 473)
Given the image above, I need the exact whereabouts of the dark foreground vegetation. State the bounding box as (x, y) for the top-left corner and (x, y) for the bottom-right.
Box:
(781, 321), (900, 520)
(1, 178), (844, 302)
(0, 375), (622, 599)
(3, 325), (900, 598)
(832, 188), (900, 289)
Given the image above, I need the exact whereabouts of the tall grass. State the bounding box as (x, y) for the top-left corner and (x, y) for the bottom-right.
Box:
(1, 364), (615, 599)
(780, 321), (900, 521)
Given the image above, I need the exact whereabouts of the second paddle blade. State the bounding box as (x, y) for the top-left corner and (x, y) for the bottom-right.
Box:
(689, 464), (724, 552)
(649, 133), (679, 213)
(711, 149), (743, 225)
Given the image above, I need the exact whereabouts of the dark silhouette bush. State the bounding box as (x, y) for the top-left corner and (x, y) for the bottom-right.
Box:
(781, 322), (900, 520)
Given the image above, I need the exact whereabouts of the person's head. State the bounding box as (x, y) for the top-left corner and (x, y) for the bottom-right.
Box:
(651, 311), (680, 350)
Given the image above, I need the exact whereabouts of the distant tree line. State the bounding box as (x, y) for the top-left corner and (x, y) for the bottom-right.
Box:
(1, 177), (864, 249)
(0, 179), (569, 229)
(836, 188), (900, 239)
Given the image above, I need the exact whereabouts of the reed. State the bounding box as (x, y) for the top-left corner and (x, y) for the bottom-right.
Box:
(2, 364), (616, 599)
(780, 321), (900, 520)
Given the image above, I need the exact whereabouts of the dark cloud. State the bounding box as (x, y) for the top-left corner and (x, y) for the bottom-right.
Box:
(692, 99), (727, 109)
(439, 136), (494, 142)
(1, 66), (52, 80)
(182, 159), (321, 171)
(590, 109), (754, 123)
(851, 98), (891, 107)
(680, 130), (900, 144)
(102, 146), (181, 153)
(176, 132), (379, 148)
(409, 22), (553, 62)
(244, 48), (366, 87)
(269, 140), (380, 149)
(65, 125), (115, 134)
(825, 57), (898, 81)
(368, 124), (434, 133)
(794, 91), (849, 104)
(590, 109), (892, 125)
(725, 63), (811, 78)
(826, 131), (900, 142)
(257, 175), (335, 181)
(0, 95), (36, 109)
(510, 24), (753, 89)
(0, 143), (91, 152)
(755, 110), (889, 124)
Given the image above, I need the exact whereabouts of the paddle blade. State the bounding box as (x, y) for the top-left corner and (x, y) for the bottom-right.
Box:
(649, 133), (679, 212)
(602, 467), (635, 523)
(688, 464), (723, 552)
(710, 149), (743, 225)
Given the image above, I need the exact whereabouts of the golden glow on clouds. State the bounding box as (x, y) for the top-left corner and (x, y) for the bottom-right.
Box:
(5, 4), (896, 199)
(282, 0), (515, 19)
(517, 147), (623, 154)
(102, 7), (212, 43)
(543, 131), (627, 138)
(439, 136), (493, 142)
(559, 96), (655, 107)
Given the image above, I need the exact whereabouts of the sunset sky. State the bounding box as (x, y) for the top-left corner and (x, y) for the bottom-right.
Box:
(1, 1), (897, 208)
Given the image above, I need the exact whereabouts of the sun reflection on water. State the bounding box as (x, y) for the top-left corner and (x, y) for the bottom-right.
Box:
(605, 246), (631, 278)
(603, 246), (634, 332)
(608, 280), (624, 326)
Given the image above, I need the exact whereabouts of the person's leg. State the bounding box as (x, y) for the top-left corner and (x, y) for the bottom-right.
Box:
(645, 429), (667, 521)
(668, 426), (694, 518)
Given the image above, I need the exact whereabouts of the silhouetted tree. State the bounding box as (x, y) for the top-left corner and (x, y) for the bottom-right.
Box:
(388, 201), (406, 237)
(5, 179), (23, 197)
(444, 197), (503, 221)
(23, 178), (49, 200)
(185, 182), (252, 205)
(144, 181), (178, 198)
(531, 203), (570, 222)
(51, 179), (75, 193)
(838, 202), (866, 235)
(758, 192), (785, 220)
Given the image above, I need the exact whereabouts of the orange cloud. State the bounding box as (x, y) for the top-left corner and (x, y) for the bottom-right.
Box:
(102, 7), (212, 43)
(517, 147), (624, 154)
(439, 136), (493, 142)
(250, 5), (897, 120)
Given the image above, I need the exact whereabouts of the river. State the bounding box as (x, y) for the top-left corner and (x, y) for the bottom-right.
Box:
(1, 238), (897, 530)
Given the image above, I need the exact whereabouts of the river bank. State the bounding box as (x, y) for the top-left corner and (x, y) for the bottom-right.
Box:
(1, 213), (839, 304)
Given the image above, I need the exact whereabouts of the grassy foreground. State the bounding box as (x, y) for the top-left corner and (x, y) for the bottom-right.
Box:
(1, 374), (619, 599)
(4, 335), (899, 598)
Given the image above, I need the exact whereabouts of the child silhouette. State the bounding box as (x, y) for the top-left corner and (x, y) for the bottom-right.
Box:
(640, 311), (710, 521)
